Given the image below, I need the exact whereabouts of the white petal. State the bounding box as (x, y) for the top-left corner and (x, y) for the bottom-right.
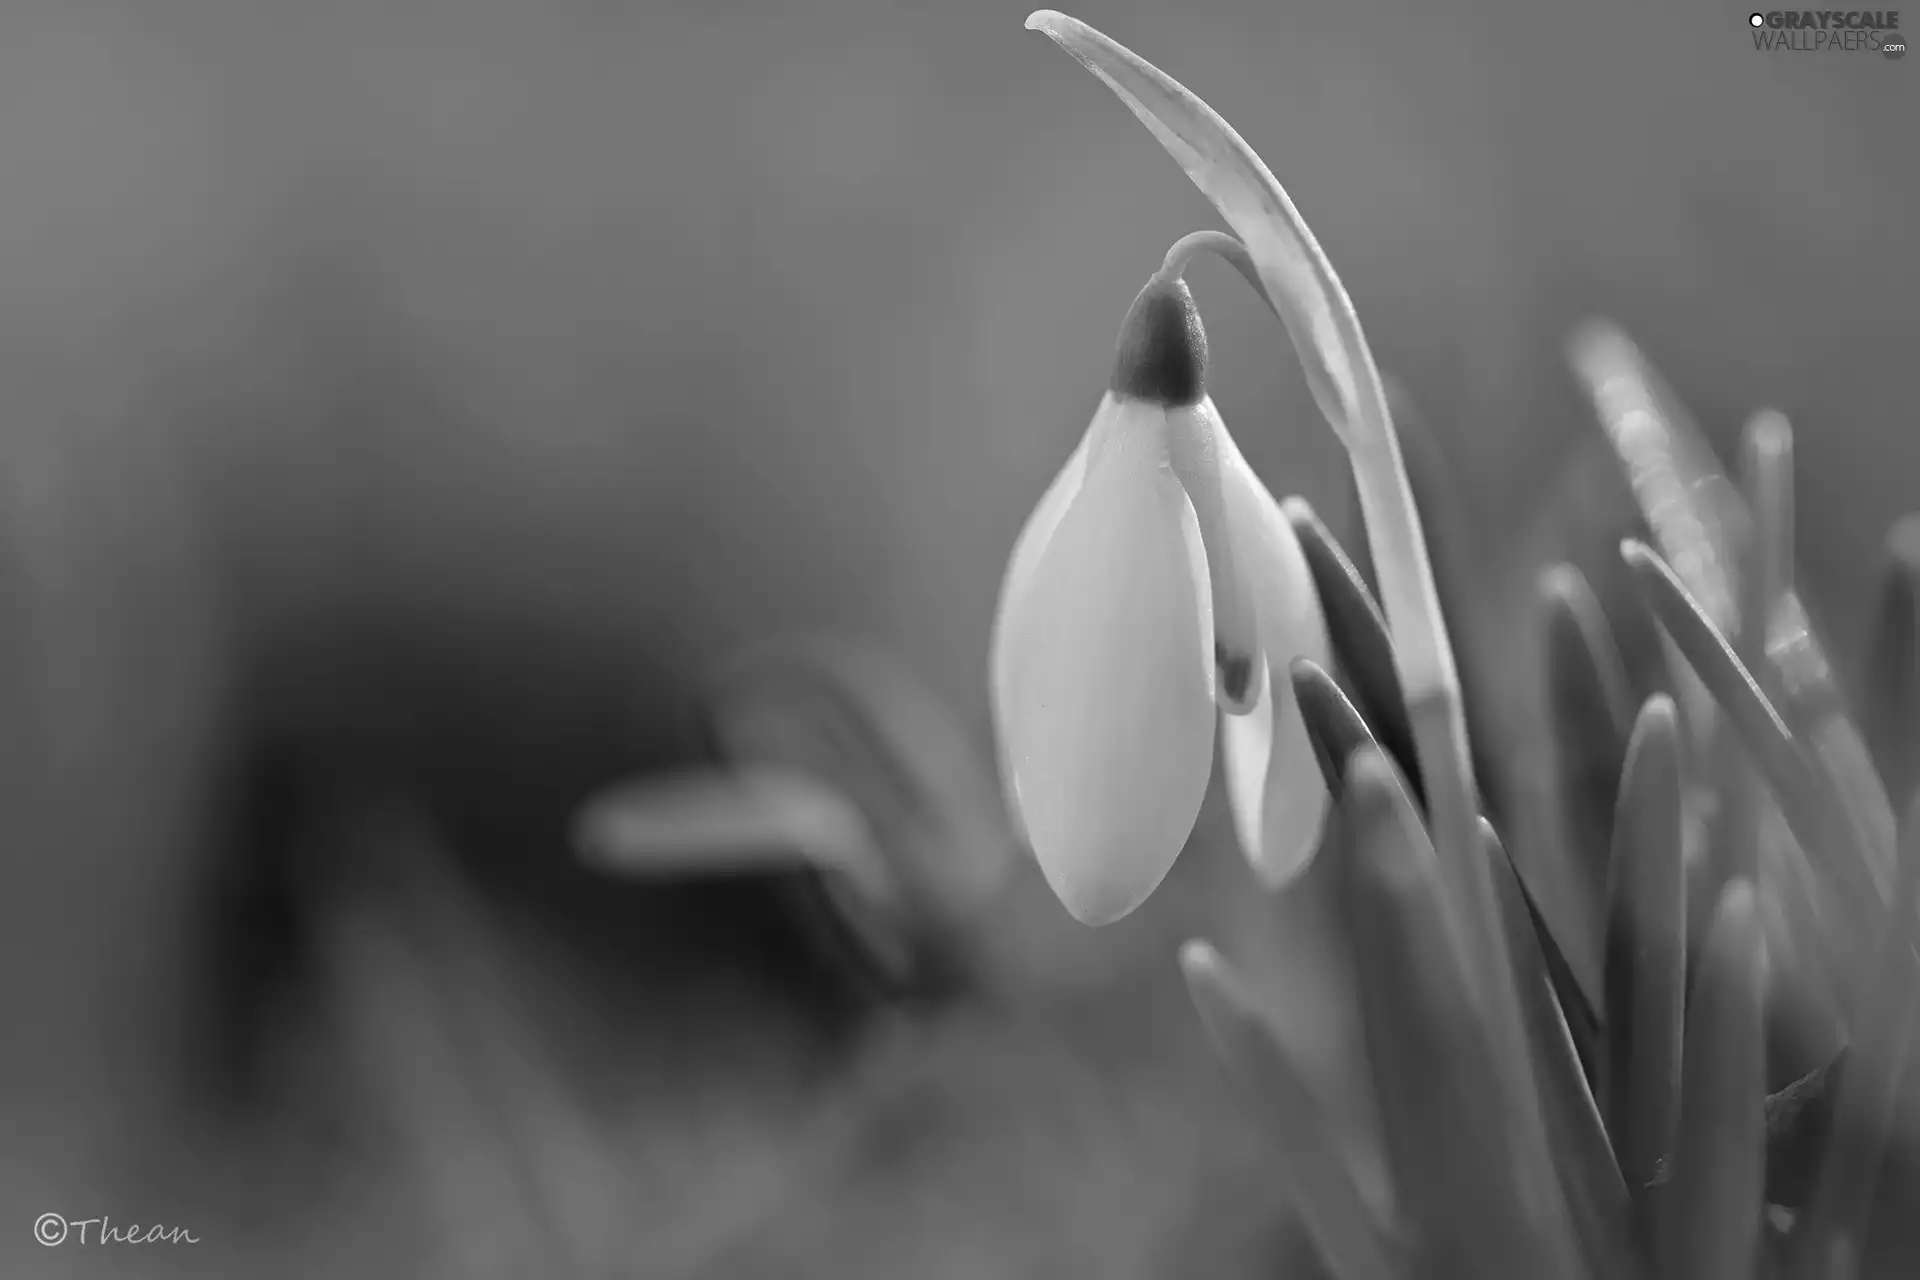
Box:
(992, 397), (1216, 924)
(1166, 400), (1265, 715)
(990, 426), (1090, 845)
(1213, 416), (1332, 887)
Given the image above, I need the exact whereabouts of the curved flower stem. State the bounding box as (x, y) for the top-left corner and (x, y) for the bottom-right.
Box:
(1023, 0), (1532, 1154)
(1157, 230), (1281, 323)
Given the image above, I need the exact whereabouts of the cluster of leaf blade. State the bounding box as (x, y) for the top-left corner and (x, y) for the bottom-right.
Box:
(1185, 346), (1920, 1279)
(1014, 13), (1918, 1274)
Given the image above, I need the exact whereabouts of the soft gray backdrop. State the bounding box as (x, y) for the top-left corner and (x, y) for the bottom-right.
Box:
(0, 1), (1912, 1275)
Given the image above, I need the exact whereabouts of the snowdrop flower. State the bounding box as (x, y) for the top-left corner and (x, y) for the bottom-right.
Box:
(992, 245), (1332, 925)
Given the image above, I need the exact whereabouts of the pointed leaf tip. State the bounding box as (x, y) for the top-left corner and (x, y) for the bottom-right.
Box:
(1481, 822), (1637, 1278)
(1178, 936), (1221, 982)
(1335, 747), (1576, 1275)
(1739, 408), (1795, 624)
(1178, 934), (1401, 1280)
(1540, 561), (1634, 746)
(1864, 513), (1920, 803)
(1290, 657), (1377, 802)
(1664, 878), (1767, 1280)
(1542, 559), (1636, 992)
(1284, 497), (1422, 803)
(1603, 693), (1686, 1222)
(1763, 1049), (1846, 1211)
(1625, 535), (1891, 1004)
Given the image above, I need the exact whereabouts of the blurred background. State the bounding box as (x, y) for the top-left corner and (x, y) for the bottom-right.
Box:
(0, 0), (1913, 1275)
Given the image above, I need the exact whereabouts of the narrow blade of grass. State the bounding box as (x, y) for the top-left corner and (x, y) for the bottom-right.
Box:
(1510, 851), (1603, 1088)
(1333, 746), (1583, 1277)
(1544, 562), (1638, 1008)
(1568, 324), (1769, 969)
(1285, 497), (1422, 805)
(1861, 516), (1920, 817)
(1567, 321), (1744, 789)
(1602, 695), (1687, 1239)
(574, 766), (881, 882)
(1291, 656), (1560, 1059)
(1388, 381), (1514, 812)
(1293, 658), (1388, 801)
(1662, 880), (1768, 1280)
(1621, 539), (1883, 1013)
(1287, 513), (1571, 1027)
(1793, 793), (1920, 1278)
(1483, 818), (1642, 1278)
(1766, 592), (1898, 901)
(1181, 940), (1401, 1280)
(1715, 411), (1794, 900)
(1728, 415), (1897, 916)
(1567, 322), (1745, 636)
(1619, 541), (1805, 847)
(1739, 410), (1795, 631)
(1765, 1049), (1847, 1212)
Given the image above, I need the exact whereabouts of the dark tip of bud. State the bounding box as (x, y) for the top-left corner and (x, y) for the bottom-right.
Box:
(1215, 643), (1253, 704)
(1110, 275), (1206, 406)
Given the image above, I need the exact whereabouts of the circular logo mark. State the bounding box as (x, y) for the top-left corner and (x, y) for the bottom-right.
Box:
(34, 1213), (67, 1247)
(1885, 33), (1907, 59)
(1749, 12), (1766, 27)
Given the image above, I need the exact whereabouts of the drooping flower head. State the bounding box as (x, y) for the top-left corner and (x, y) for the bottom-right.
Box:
(992, 243), (1331, 925)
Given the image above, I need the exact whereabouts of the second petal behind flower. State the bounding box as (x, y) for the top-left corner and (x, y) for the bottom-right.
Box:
(1216, 420), (1334, 888)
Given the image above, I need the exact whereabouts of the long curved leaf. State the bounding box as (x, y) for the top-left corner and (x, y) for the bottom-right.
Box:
(1019, 6), (1464, 793)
